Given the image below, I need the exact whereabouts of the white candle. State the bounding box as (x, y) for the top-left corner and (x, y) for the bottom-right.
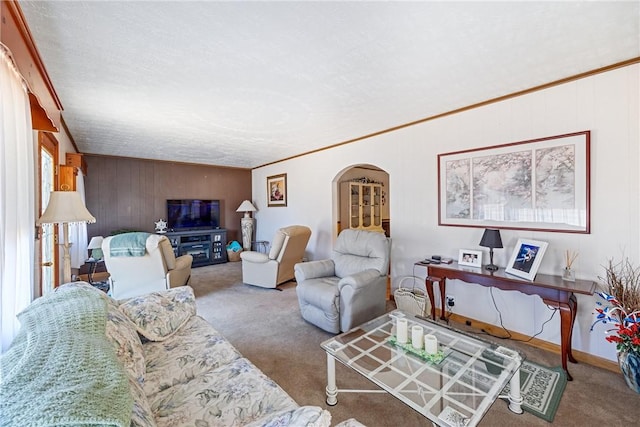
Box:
(424, 334), (438, 355)
(411, 325), (424, 349)
(396, 318), (408, 344)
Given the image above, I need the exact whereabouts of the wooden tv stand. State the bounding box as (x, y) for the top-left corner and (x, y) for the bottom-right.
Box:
(165, 229), (227, 267)
(418, 261), (596, 381)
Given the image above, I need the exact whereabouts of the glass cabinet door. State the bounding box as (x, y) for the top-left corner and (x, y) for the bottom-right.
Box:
(372, 185), (382, 229)
(362, 185), (371, 227)
(350, 184), (360, 228)
(341, 181), (384, 233)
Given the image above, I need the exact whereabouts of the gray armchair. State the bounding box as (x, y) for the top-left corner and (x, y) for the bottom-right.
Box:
(295, 229), (390, 333)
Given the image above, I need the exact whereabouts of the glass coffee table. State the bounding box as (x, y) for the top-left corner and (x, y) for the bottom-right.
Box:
(321, 310), (524, 426)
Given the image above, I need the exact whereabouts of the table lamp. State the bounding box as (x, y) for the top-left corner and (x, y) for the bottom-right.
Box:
(37, 191), (96, 284)
(87, 235), (104, 260)
(236, 200), (257, 251)
(479, 228), (503, 271)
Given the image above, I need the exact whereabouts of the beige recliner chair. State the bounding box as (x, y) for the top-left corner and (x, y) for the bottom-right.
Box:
(102, 232), (192, 300)
(240, 225), (312, 289)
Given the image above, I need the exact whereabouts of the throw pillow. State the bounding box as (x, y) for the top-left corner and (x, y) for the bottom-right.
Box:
(119, 286), (196, 342)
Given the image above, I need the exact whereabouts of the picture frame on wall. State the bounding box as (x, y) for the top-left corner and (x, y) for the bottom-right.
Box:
(505, 238), (549, 281)
(267, 173), (287, 207)
(458, 249), (483, 268)
(437, 131), (590, 233)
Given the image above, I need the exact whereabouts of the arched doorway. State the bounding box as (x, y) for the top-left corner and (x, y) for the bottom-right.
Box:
(332, 164), (390, 238)
(332, 164), (391, 298)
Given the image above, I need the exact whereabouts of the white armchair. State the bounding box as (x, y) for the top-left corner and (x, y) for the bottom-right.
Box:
(295, 229), (390, 333)
(102, 233), (192, 300)
(240, 225), (312, 289)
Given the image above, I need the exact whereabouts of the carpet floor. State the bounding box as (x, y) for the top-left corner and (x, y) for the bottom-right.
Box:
(189, 262), (640, 426)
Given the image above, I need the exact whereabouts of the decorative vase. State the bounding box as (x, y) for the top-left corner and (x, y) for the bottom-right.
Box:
(617, 351), (640, 393)
(562, 267), (575, 282)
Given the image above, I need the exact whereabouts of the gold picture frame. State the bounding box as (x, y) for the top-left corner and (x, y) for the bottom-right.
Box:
(267, 173), (287, 207)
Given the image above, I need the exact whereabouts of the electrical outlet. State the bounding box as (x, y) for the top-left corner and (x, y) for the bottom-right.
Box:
(446, 295), (455, 307)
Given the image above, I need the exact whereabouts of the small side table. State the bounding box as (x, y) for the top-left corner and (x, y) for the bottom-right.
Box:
(415, 260), (596, 381)
(84, 258), (104, 284)
(82, 258), (110, 293)
(91, 280), (110, 293)
(252, 241), (269, 253)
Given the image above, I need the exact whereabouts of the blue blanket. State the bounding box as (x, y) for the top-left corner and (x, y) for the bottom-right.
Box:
(110, 232), (151, 257)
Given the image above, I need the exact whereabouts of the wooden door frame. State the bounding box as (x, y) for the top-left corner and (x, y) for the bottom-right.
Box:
(38, 131), (59, 291)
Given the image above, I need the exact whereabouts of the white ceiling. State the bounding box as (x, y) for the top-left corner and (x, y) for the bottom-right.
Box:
(19, 1), (640, 169)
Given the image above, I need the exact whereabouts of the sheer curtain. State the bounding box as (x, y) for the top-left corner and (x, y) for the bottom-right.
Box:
(0, 44), (35, 352)
(69, 171), (89, 270)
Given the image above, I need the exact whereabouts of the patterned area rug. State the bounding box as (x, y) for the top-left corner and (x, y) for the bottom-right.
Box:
(501, 360), (567, 422)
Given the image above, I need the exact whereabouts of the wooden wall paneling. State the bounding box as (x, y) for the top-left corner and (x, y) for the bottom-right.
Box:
(86, 155), (119, 237)
(153, 162), (173, 222)
(103, 160), (120, 235)
(125, 157), (150, 232)
(140, 160), (156, 231)
(114, 158), (132, 231)
(84, 155), (251, 242)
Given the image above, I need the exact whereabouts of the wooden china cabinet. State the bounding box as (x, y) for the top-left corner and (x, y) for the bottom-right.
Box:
(340, 181), (384, 233)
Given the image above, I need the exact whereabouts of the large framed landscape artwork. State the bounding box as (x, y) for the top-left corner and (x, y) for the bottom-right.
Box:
(438, 131), (590, 233)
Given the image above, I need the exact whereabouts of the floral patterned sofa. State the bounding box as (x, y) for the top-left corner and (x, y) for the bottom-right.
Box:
(1, 283), (343, 427)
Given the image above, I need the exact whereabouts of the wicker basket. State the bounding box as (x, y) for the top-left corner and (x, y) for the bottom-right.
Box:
(394, 276), (430, 317)
(227, 249), (242, 262)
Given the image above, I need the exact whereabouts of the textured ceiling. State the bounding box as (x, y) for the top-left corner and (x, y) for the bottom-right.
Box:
(19, 1), (640, 169)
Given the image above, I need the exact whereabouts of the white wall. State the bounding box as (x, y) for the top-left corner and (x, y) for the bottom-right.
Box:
(252, 64), (640, 362)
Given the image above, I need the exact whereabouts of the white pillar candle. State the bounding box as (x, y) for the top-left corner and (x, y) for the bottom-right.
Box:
(396, 318), (408, 344)
(424, 334), (438, 355)
(411, 325), (424, 349)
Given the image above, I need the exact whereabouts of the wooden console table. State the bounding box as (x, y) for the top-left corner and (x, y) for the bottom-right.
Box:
(418, 262), (596, 381)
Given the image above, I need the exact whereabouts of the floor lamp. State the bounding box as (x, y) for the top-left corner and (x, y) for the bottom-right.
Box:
(37, 191), (96, 284)
(236, 200), (257, 251)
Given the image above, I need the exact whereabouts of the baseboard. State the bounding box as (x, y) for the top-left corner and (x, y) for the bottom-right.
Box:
(431, 308), (620, 373)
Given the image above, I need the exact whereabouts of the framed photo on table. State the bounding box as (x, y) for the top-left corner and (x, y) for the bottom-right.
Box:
(267, 173), (287, 207)
(505, 238), (548, 281)
(458, 249), (482, 268)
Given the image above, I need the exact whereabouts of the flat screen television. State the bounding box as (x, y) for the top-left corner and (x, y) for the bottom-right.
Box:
(167, 199), (220, 231)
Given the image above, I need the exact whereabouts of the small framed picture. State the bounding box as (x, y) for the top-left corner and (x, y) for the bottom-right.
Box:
(458, 249), (482, 268)
(267, 173), (287, 207)
(505, 239), (549, 281)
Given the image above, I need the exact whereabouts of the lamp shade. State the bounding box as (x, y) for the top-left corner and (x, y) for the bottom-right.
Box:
(236, 200), (257, 213)
(37, 191), (96, 225)
(87, 236), (104, 249)
(479, 228), (503, 249)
